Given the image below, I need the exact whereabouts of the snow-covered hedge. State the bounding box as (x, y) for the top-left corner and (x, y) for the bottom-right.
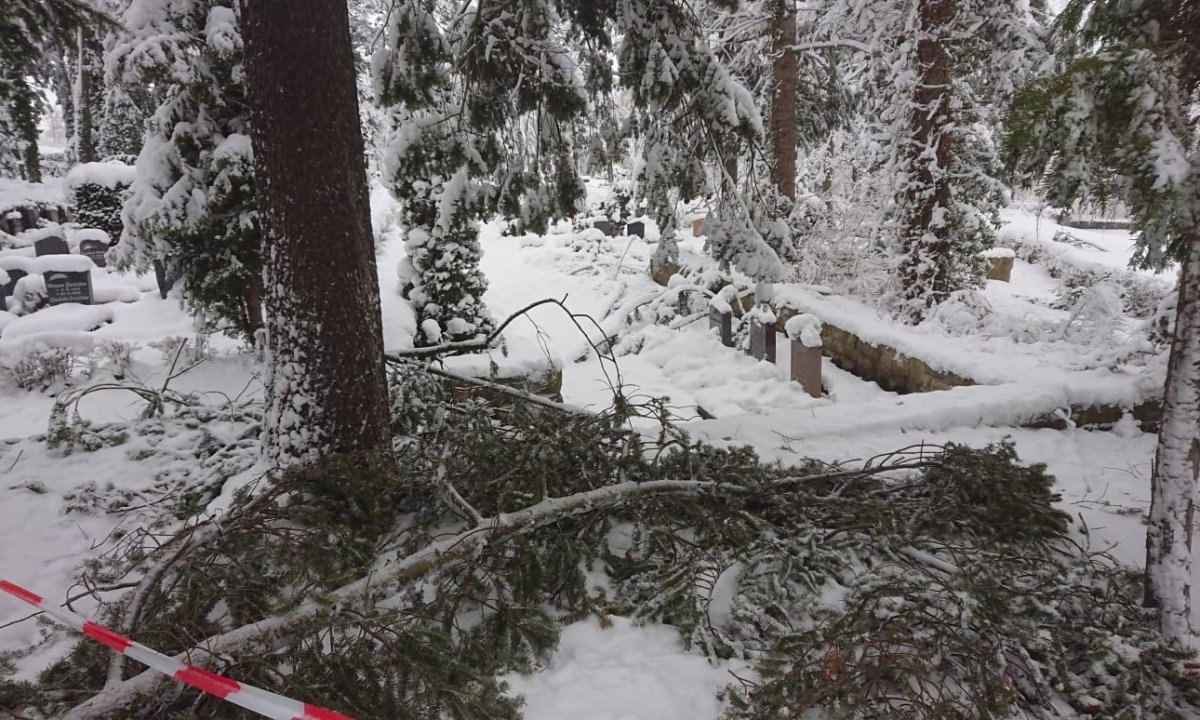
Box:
(65, 161), (136, 242)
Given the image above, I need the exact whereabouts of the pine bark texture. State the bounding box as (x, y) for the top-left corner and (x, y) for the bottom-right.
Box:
(75, 29), (102, 163)
(243, 0), (390, 468)
(769, 0), (797, 200)
(897, 0), (954, 320)
(1145, 232), (1200, 642)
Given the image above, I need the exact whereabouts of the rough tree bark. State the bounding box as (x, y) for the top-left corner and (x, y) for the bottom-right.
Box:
(896, 0), (954, 321)
(769, 0), (797, 201)
(74, 28), (102, 163)
(243, 0), (391, 468)
(1145, 231), (1200, 643)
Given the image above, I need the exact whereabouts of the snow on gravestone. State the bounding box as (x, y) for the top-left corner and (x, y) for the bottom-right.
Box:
(45, 271), (93, 305)
(20, 206), (40, 230)
(785, 314), (823, 399)
(79, 239), (109, 268)
(0, 269), (25, 311)
(708, 301), (733, 348)
(3, 210), (22, 235)
(34, 235), (69, 257)
(625, 221), (645, 238)
(749, 318), (776, 363)
(593, 220), (620, 237)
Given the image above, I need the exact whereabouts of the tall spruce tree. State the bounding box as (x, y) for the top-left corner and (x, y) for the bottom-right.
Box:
(243, 0), (391, 468)
(1006, 0), (1200, 642)
(821, 0), (1042, 321)
(108, 0), (262, 340)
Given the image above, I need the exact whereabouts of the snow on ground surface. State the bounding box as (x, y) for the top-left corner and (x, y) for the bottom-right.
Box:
(0, 178), (1185, 717)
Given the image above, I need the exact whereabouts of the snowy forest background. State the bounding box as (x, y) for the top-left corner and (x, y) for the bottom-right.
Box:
(1, 0), (1199, 718)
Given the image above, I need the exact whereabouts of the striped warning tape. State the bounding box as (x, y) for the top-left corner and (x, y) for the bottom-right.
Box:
(0, 579), (353, 720)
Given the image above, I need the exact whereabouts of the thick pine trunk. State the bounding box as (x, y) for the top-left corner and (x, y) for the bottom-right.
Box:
(1145, 231), (1200, 642)
(896, 0), (954, 321)
(769, 0), (797, 201)
(243, 0), (391, 468)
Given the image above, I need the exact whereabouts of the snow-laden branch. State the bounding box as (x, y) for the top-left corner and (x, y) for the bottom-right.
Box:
(62, 456), (940, 719)
(785, 39), (873, 55)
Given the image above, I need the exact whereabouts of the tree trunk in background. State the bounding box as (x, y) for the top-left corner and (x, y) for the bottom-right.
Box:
(769, 0), (797, 201)
(1144, 231), (1200, 642)
(243, 0), (391, 469)
(896, 0), (954, 321)
(13, 79), (41, 182)
(75, 29), (103, 163)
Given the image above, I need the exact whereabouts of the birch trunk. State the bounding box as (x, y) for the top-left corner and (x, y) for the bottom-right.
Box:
(1145, 231), (1200, 642)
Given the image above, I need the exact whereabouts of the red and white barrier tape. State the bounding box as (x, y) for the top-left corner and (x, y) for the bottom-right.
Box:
(0, 579), (353, 720)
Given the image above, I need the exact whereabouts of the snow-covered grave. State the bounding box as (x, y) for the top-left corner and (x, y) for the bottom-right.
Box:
(0, 176), (1190, 719)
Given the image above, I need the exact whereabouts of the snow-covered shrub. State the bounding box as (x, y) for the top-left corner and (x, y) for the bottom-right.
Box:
(108, 0), (262, 341)
(2, 348), (79, 390)
(65, 161), (135, 241)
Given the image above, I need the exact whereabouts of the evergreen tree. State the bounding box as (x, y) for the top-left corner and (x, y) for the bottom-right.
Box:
(823, 0), (1042, 321)
(108, 0), (262, 340)
(375, 0), (587, 347)
(1005, 0), (1200, 642)
(0, 0), (110, 179)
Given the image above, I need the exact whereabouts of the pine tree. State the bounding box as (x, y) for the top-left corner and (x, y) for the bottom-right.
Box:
(243, 0), (391, 469)
(1006, 0), (1200, 642)
(1, 0), (110, 179)
(107, 0), (262, 340)
(376, 0), (589, 347)
(821, 0), (1042, 321)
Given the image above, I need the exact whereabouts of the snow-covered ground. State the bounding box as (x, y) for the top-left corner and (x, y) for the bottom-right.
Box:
(0, 179), (1182, 717)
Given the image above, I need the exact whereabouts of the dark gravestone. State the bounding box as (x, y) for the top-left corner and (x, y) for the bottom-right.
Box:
(708, 308), (733, 347)
(625, 221), (645, 238)
(153, 259), (179, 299)
(3, 212), (22, 235)
(42, 206), (60, 224)
(593, 220), (619, 237)
(34, 235), (69, 257)
(20, 206), (40, 229)
(0, 268), (26, 311)
(45, 270), (93, 305)
(80, 239), (109, 268)
(749, 320), (777, 363)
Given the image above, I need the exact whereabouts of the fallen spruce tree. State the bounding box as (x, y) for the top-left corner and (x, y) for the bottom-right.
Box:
(3, 360), (1198, 719)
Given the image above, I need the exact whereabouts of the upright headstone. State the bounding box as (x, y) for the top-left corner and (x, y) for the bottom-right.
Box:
(20, 206), (39, 230)
(790, 341), (823, 398)
(43, 206), (60, 224)
(709, 307), (733, 347)
(594, 220), (619, 237)
(785, 314), (824, 398)
(34, 235), (69, 257)
(691, 218), (707, 237)
(749, 320), (777, 363)
(4, 211), (22, 235)
(44, 270), (93, 305)
(80, 239), (109, 268)
(625, 221), (645, 238)
(0, 268), (24, 311)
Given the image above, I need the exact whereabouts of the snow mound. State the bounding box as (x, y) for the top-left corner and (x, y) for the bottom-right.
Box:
(0, 304), (115, 341)
(504, 617), (745, 720)
(63, 161), (136, 190)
